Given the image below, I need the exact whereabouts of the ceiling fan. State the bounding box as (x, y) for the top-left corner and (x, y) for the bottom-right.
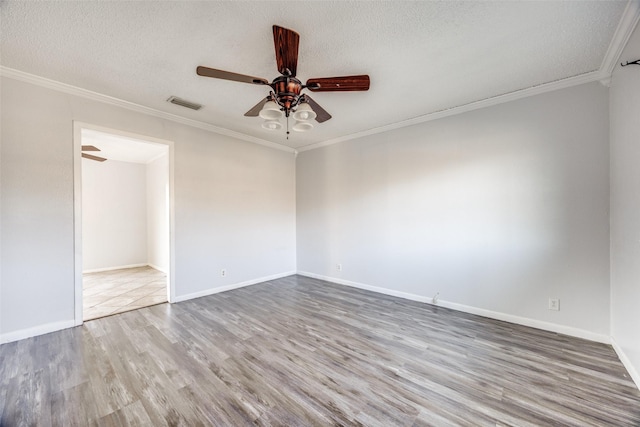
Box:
(82, 145), (106, 162)
(197, 25), (370, 134)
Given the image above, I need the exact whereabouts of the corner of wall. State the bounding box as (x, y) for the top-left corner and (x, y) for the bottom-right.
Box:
(611, 337), (640, 390)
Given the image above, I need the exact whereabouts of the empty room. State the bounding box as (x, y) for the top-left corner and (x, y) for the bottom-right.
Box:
(1, 1), (640, 425)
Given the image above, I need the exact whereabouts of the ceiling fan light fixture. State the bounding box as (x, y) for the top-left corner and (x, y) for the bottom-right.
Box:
(259, 100), (283, 120)
(292, 121), (314, 132)
(292, 101), (317, 121)
(262, 120), (282, 130)
(197, 25), (370, 136)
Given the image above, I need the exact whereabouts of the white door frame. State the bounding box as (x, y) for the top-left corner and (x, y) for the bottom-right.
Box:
(72, 121), (176, 326)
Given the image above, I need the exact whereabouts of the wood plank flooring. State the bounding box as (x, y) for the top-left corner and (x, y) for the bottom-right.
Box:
(1, 275), (639, 426)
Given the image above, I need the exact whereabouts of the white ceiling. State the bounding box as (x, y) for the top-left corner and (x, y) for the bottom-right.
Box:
(82, 129), (167, 164)
(0, 1), (635, 151)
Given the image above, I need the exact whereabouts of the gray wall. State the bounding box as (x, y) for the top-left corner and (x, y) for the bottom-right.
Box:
(297, 82), (611, 337)
(0, 77), (296, 339)
(82, 158), (148, 271)
(147, 154), (169, 272)
(610, 25), (640, 385)
(2, 59), (636, 374)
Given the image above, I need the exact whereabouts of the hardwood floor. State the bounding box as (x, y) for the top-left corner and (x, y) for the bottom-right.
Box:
(1, 275), (639, 426)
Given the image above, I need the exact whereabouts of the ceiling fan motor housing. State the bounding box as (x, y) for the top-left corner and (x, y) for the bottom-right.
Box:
(272, 75), (302, 115)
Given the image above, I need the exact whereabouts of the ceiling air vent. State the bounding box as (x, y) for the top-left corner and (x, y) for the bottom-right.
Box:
(167, 96), (202, 111)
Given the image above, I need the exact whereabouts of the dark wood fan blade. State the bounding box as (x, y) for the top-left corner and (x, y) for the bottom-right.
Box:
(306, 75), (370, 92)
(197, 66), (269, 85)
(244, 97), (270, 117)
(82, 153), (107, 162)
(273, 25), (299, 76)
(304, 95), (332, 123)
(81, 145), (100, 152)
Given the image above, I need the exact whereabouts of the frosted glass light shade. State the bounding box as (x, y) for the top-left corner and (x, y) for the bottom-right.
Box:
(259, 101), (283, 120)
(292, 102), (317, 121)
(262, 120), (282, 130)
(292, 121), (314, 132)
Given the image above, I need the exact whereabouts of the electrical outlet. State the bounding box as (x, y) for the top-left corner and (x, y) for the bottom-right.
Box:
(221, 269), (226, 277)
(337, 263), (342, 272)
(548, 298), (560, 311)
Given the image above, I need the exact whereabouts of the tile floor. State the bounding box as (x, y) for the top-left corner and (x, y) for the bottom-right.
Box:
(83, 266), (167, 321)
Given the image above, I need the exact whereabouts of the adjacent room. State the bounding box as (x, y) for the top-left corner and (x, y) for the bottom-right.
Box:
(1, 1), (640, 425)
(80, 128), (170, 320)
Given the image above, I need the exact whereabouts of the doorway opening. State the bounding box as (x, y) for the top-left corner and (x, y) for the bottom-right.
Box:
(73, 123), (175, 323)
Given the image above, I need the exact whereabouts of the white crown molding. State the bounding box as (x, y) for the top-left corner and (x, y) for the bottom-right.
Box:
(3, 0), (637, 155)
(0, 66), (296, 154)
(297, 70), (605, 152)
(600, 0), (640, 76)
(295, 1), (640, 153)
(1, 64), (605, 157)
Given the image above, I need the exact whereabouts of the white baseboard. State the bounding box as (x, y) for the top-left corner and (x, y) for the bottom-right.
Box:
(173, 271), (297, 303)
(1, 271), (295, 343)
(437, 298), (610, 344)
(296, 271), (611, 345)
(83, 263), (148, 273)
(299, 271), (434, 304)
(0, 319), (77, 345)
(148, 264), (168, 274)
(611, 337), (640, 391)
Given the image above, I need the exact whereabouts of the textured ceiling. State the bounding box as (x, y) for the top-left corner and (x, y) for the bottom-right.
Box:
(0, 1), (631, 150)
